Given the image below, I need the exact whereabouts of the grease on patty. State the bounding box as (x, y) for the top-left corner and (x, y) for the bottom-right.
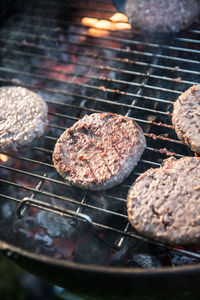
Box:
(0, 86), (48, 151)
(127, 157), (200, 245)
(172, 84), (200, 154)
(125, 0), (200, 32)
(53, 112), (146, 191)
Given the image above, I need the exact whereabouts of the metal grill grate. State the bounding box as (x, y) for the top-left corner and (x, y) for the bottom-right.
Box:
(0, 0), (200, 263)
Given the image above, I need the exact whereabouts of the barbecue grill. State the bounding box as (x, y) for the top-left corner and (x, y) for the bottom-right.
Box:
(0, 0), (200, 299)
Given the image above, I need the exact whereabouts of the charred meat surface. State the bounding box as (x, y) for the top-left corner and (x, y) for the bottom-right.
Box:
(127, 156), (200, 245)
(53, 112), (146, 191)
(124, 0), (200, 32)
(172, 84), (200, 154)
(0, 86), (48, 151)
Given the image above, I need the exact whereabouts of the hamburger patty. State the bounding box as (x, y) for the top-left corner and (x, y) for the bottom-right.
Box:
(124, 0), (200, 32)
(53, 112), (146, 191)
(127, 156), (200, 245)
(0, 86), (48, 151)
(172, 84), (200, 154)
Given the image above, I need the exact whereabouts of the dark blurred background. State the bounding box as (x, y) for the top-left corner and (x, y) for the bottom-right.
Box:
(0, 253), (83, 300)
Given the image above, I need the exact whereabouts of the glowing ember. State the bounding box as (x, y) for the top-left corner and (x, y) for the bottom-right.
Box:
(81, 13), (131, 37)
(109, 13), (129, 23)
(0, 154), (9, 163)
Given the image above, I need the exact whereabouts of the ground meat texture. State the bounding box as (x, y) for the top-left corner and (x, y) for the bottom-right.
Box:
(127, 157), (200, 245)
(0, 86), (48, 151)
(124, 0), (200, 32)
(53, 112), (146, 191)
(172, 84), (200, 154)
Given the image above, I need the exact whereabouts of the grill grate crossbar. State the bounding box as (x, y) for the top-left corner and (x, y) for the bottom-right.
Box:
(2, 190), (200, 260)
(3, 56), (199, 92)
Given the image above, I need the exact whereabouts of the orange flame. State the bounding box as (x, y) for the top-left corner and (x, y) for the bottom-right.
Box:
(0, 154), (9, 163)
(81, 13), (131, 37)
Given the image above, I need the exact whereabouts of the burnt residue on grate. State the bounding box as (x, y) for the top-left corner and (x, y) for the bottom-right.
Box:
(0, 0), (200, 268)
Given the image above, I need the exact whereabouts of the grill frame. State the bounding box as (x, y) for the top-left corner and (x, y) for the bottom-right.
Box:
(0, 0), (200, 289)
(1, 239), (200, 299)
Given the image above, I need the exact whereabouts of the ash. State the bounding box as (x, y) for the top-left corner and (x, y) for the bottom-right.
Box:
(171, 255), (199, 266)
(34, 232), (52, 247)
(36, 211), (75, 237)
(131, 253), (162, 269)
(110, 237), (162, 268)
(1, 202), (13, 219)
(24, 216), (37, 228)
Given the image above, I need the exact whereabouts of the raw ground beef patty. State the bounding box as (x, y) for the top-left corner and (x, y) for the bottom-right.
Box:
(172, 84), (200, 154)
(127, 156), (200, 245)
(53, 112), (146, 191)
(0, 86), (48, 151)
(124, 0), (200, 32)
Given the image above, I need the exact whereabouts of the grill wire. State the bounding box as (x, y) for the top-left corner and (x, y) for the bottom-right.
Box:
(0, 0), (200, 262)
